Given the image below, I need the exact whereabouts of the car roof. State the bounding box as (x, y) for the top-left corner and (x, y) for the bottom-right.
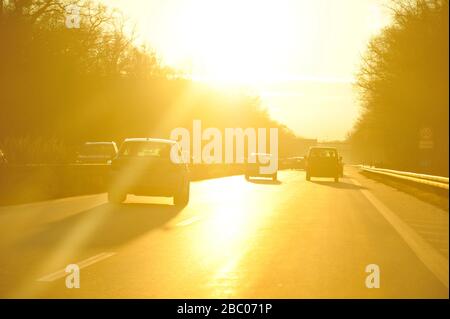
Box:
(84, 142), (116, 145)
(123, 138), (176, 145)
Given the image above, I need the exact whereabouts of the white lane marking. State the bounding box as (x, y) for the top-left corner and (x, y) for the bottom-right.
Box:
(175, 216), (202, 227)
(37, 252), (116, 282)
(351, 178), (449, 288)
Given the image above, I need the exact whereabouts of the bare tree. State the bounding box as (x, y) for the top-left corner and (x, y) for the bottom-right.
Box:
(349, 0), (449, 174)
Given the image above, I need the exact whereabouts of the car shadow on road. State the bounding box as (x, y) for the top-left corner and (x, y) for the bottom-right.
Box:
(311, 181), (366, 190)
(247, 178), (282, 185)
(16, 202), (183, 250)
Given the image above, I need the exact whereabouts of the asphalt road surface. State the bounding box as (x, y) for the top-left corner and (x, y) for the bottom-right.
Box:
(0, 167), (448, 298)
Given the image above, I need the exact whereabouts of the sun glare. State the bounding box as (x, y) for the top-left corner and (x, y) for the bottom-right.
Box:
(169, 0), (300, 85)
(102, 0), (391, 139)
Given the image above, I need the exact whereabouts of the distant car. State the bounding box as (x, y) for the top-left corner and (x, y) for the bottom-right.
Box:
(338, 156), (344, 177)
(281, 156), (306, 170)
(279, 157), (291, 170)
(76, 142), (118, 164)
(305, 147), (340, 182)
(292, 156), (306, 170)
(108, 138), (190, 206)
(0, 149), (7, 165)
(245, 153), (277, 181)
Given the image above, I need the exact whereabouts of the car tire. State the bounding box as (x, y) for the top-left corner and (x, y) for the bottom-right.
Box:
(334, 176), (339, 183)
(108, 191), (126, 204)
(174, 181), (190, 207)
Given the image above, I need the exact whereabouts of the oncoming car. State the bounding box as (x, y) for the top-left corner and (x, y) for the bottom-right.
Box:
(108, 138), (190, 206)
(76, 142), (118, 164)
(338, 156), (344, 177)
(305, 147), (341, 182)
(245, 153), (278, 181)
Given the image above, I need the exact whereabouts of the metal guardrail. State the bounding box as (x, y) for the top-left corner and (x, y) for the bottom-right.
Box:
(359, 165), (449, 190)
(0, 163), (245, 205)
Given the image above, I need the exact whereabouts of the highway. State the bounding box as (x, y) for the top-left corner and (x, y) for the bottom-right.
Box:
(0, 167), (448, 298)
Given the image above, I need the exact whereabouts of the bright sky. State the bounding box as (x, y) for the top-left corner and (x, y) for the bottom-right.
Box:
(102, 0), (391, 140)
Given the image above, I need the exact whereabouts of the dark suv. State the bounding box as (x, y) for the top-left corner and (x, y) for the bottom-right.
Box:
(108, 138), (190, 206)
(305, 147), (340, 182)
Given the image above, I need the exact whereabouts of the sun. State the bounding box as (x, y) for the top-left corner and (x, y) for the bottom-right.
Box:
(102, 0), (319, 85)
(171, 0), (299, 85)
(101, 0), (390, 139)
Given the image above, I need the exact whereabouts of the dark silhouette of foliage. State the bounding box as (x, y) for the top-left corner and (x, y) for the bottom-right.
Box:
(349, 0), (449, 175)
(0, 0), (300, 163)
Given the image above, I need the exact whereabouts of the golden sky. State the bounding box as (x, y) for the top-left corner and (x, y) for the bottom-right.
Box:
(102, 0), (391, 140)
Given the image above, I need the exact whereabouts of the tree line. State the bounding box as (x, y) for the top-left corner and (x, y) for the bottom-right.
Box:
(0, 0), (300, 163)
(349, 0), (449, 175)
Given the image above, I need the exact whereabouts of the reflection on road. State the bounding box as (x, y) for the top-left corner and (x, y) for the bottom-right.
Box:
(0, 169), (448, 298)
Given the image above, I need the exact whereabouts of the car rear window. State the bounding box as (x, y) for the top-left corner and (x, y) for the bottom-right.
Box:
(119, 142), (171, 158)
(310, 149), (337, 158)
(248, 153), (272, 163)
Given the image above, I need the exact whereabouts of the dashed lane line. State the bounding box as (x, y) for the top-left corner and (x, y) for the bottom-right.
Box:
(37, 252), (116, 282)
